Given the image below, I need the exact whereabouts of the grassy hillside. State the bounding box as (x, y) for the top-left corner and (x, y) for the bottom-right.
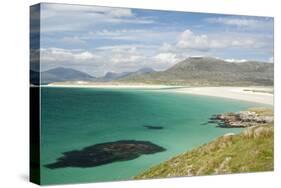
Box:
(120, 57), (273, 86)
(135, 124), (273, 179)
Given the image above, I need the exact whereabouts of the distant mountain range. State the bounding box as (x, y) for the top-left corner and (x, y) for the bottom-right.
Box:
(30, 67), (155, 85)
(30, 67), (95, 85)
(101, 67), (155, 81)
(30, 57), (274, 86)
(120, 57), (274, 86)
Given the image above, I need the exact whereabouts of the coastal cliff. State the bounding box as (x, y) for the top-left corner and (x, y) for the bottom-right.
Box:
(135, 108), (274, 179)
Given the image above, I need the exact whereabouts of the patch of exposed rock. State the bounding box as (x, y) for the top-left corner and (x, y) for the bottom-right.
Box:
(210, 111), (273, 128)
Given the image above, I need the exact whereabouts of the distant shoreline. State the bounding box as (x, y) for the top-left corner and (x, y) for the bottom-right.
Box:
(46, 82), (175, 89)
(163, 86), (273, 106)
(46, 82), (273, 106)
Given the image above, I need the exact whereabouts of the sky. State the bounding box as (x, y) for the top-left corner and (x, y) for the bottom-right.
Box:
(33, 3), (274, 77)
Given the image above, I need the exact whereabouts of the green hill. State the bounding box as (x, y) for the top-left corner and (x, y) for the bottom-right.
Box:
(135, 124), (273, 179)
(120, 57), (273, 86)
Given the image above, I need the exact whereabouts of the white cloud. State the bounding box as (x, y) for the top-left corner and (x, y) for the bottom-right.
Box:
(107, 9), (132, 17)
(177, 30), (210, 50)
(206, 17), (273, 29)
(151, 52), (187, 70)
(40, 45), (149, 74)
(110, 54), (143, 64)
(36, 3), (274, 77)
(40, 48), (99, 62)
(95, 29), (127, 36)
(61, 36), (86, 44)
(207, 17), (257, 27)
(86, 29), (179, 43)
(89, 30), (138, 41)
(159, 42), (173, 52)
(231, 39), (255, 47)
(224, 58), (248, 63)
(95, 44), (157, 51)
(91, 29), (146, 41)
(154, 53), (180, 64)
(97, 45), (145, 65)
(39, 44), (185, 75)
(41, 4), (133, 18)
(269, 57), (274, 63)
(176, 29), (261, 51)
(75, 51), (97, 60)
(40, 4), (154, 33)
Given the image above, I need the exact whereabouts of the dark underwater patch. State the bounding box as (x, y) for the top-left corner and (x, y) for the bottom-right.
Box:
(45, 140), (166, 169)
(143, 125), (164, 130)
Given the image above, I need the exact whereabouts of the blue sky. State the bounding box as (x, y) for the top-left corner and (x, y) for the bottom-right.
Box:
(37, 3), (274, 76)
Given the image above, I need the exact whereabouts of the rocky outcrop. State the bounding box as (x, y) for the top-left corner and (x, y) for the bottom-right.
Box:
(210, 110), (274, 128)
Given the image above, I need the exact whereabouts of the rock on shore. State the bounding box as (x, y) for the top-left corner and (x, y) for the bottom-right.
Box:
(210, 108), (273, 128)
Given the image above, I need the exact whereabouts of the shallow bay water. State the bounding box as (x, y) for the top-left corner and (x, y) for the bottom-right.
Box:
(40, 87), (259, 185)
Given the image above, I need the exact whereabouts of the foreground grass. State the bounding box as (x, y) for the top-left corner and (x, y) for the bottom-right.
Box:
(135, 124), (273, 179)
(248, 107), (274, 116)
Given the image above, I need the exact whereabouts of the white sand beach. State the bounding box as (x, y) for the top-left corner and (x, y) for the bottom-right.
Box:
(166, 87), (273, 106)
(47, 82), (273, 106)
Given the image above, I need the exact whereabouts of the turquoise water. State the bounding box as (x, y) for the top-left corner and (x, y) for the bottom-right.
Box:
(40, 87), (259, 185)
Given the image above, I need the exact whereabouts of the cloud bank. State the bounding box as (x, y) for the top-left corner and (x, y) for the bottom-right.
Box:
(38, 3), (274, 76)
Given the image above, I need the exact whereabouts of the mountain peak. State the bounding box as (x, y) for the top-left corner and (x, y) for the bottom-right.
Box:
(40, 67), (95, 84)
(102, 67), (155, 81)
(136, 67), (155, 73)
(121, 56), (273, 86)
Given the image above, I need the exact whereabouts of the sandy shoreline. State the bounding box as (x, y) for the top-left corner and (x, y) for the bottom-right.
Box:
(46, 83), (273, 106)
(164, 87), (273, 106)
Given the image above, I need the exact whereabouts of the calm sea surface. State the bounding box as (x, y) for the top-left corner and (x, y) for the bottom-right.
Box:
(40, 87), (259, 185)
